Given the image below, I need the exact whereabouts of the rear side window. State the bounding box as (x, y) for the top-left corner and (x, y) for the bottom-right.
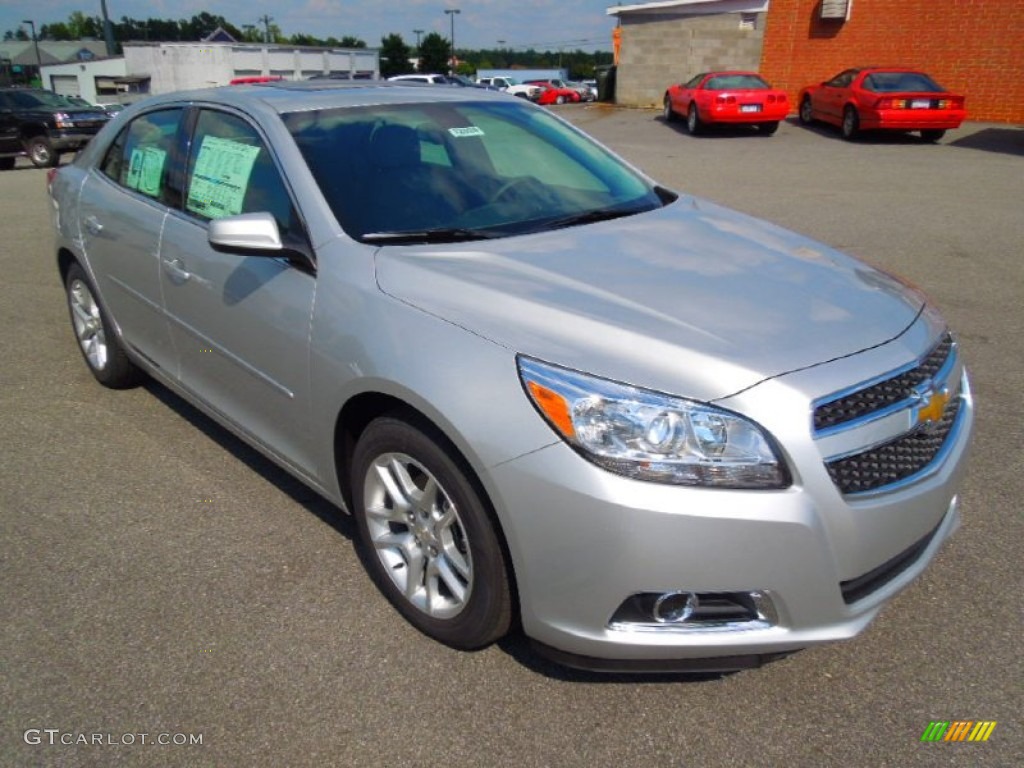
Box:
(100, 109), (184, 204)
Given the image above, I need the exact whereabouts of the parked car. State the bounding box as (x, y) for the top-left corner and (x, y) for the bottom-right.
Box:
(0, 87), (110, 168)
(49, 82), (973, 672)
(664, 71), (789, 136)
(798, 67), (966, 142)
(565, 80), (597, 102)
(526, 81), (580, 105)
(477, 76), (541, 101)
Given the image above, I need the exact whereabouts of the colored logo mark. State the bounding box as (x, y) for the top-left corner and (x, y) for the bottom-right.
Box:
(921, 721), (997, 742)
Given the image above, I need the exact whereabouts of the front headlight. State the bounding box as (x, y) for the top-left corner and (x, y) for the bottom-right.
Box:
(518, 357), (788, 489)
(54, 112), (74, 129)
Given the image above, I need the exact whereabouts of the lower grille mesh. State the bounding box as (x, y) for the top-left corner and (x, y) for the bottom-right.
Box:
(825, 396), (961, 494)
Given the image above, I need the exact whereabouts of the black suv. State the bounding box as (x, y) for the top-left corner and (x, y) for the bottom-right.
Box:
(0, 88), (110, 169)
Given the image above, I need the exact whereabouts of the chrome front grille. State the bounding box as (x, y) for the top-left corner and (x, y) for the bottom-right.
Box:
(814, 334), (953, 432)
(815, 333), (964, 496)
(825, 396), (961, 494)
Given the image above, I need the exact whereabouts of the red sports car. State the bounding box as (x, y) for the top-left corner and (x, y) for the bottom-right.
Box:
(798, 67), (966, 142)
(526, 81), (580, 106)
(663, 71), (789, 136)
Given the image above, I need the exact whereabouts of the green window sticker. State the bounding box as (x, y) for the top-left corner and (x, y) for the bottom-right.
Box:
(448, 126), (485, 138)
(186, 135), (261, 218)
(125, 146), (167, 197)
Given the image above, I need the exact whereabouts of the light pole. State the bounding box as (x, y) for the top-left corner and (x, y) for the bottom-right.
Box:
(412, 29), (424, 72)
(444, 8), (460, 76)
(22, 20), (41, 84)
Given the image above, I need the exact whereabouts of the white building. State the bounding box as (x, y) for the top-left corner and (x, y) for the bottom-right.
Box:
(40, 42), (380, 105)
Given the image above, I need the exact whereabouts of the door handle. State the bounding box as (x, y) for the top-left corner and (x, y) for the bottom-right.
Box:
(162, 257), (192, 283)
(84, 215), (103, 235)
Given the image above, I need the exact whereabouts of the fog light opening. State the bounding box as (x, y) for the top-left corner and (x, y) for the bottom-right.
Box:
(652, 591), (698, 623)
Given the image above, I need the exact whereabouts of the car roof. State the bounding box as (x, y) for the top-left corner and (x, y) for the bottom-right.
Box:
(121, 80), (508, 116)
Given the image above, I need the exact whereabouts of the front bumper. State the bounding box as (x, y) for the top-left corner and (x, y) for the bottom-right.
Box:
(488, 368), (972, 666)
(49, 130), (101, 151)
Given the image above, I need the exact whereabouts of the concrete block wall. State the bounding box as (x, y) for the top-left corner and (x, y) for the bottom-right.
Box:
(617, 13), (765, 107)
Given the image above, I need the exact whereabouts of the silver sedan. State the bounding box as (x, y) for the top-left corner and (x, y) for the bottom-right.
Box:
(48, 82), (973, 672)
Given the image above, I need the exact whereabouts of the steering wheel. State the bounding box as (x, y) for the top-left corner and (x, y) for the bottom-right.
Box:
(492, 176), (534, 204)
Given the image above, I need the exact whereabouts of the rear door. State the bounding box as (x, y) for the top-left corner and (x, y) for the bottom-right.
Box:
(77, 107), (185, 374)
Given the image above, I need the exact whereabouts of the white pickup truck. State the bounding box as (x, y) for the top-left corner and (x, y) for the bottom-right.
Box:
(476, 76), (542, 101)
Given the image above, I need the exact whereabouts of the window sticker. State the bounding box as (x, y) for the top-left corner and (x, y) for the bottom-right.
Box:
(125, 146), (167, 197)
(448, 126), (485, 138)
(186, 135), (261, 218)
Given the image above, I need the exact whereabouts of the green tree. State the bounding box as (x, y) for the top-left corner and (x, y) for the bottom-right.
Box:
(379, 33), (412, 77)
(338, 35), (366, 48)
(418, 32), (448, 74)
(67, 11), (101, 39)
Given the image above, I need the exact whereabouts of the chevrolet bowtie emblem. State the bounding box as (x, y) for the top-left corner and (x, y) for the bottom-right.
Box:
(916, 387), (950, 426)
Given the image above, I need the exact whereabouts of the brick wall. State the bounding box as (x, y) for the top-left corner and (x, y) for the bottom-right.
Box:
(760, 0), (1024, 123)
(617, 13), (765, 107)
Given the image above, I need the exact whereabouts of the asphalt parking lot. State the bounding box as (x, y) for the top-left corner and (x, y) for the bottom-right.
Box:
(2, 106), (1021, 767)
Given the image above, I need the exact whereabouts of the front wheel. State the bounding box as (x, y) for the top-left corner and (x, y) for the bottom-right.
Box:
(351, 416), (513, 650)
(798, 97), (814, 125)
(687, 104), (703, 135)
(65, 263), (145, 388)
(841, 106), (860, 141)
(663, 96), (677, 123)
(920, 129), (946, 143)
(555, 94), (566, 105)
(26, 136), (58, 168)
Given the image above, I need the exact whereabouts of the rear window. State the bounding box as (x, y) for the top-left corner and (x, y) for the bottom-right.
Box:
(862, 72), (945, 93)
(704, 74), (770, 90)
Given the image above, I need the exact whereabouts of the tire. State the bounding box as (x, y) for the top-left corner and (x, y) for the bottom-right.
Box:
(920, 129), (946, 143)
(663, 96), (677, 123)
(798, 97), (814, 126)
(0, 157), (14, 171)
(687, 104), (703, 135)
(65, 263), (145, 389)
(758, 121), (779, 136)
(351, 415), (513, 650)
(26, 136), (58, 168)
(841, 105), (860, 141)
(555, 94), (566, 105)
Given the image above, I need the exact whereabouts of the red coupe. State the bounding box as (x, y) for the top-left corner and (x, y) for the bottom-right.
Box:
(798, 67), (966, 142)
(525, 81), (580, 106)
(663, 71), (789, 136)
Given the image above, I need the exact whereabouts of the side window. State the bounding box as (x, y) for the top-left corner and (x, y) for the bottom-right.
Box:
(100, 109), (183, 203)
(184, 110), (300, 240)
(685, 74), (705, 89)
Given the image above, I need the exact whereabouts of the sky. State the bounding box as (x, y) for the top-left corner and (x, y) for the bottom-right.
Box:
(2, 1), (619, 52)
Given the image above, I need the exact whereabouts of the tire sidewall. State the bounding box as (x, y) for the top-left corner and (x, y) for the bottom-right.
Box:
(799, 97), (813, 124)
(351, 416), (512, 650)
(842, 107), (858, 140)
(687, 105), (699, 134)
(27, 137), (56, 168)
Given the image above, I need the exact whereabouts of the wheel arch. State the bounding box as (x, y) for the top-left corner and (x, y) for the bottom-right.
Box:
(332, 389), (522, 624)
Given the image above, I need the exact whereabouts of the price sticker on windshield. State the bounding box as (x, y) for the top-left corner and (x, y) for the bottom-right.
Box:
(448, 126), (485, 138)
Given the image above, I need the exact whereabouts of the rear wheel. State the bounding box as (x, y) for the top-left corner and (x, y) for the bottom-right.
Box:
(65, 263), (145, 388)
(687, 104), (703, 135)
(351, 415), (513, 650)
(758, 121), (779, 136)
(798, 97), (814, 125)
(26, 136), (57, 168)
(841, 106), (860, 141)
(920, 129), (946, 143)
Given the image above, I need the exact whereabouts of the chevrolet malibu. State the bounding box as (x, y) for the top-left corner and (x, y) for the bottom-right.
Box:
(49, 82), (973, 672)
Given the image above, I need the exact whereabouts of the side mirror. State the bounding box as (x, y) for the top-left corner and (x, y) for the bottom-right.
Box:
(208, 212), (283, 253)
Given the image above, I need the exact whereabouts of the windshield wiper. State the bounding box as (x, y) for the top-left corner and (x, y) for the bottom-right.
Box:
(362, 227), (500, 244)
(544, 205), (654, 231)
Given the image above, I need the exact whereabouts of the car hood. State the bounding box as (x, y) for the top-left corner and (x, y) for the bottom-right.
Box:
(374, 197), (924, 401)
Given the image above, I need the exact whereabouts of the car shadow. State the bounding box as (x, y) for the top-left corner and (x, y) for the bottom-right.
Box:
(656, 114), (774, 139)
(784, 116), (954, 145)
(948, 126), (1024, 157)
(143, 379), (355, 541)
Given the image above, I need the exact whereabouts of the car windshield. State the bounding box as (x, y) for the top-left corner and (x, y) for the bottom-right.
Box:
(862, 71), (944, 93)
(704, 74), (770, 90)
(285, 99), (665, 242)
